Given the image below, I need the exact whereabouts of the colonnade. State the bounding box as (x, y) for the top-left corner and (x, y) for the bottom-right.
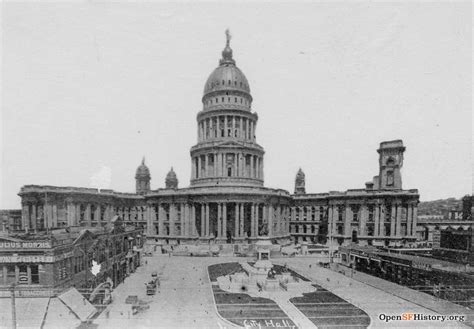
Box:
(20, 201), (146, 231)
(147, 202), (289, 239)
(198, 115), (255, 142)
(323, 201), (418, 238)
(192, 152), (263, 180)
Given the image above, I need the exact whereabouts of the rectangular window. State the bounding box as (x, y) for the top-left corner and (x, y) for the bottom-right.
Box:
(338, 206), (344, 221)
(6, 265), (16, 285)
(368, 205), (374, 222)
(31, 265), (39, 284)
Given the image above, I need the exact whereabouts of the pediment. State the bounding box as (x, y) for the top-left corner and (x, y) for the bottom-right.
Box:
(73, 229), (96, 245)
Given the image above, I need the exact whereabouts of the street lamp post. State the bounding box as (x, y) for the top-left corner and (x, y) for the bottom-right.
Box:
(10, 283), (17, 329)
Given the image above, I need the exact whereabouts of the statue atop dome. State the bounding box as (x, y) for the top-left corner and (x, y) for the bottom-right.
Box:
(220, 29), (235, 65)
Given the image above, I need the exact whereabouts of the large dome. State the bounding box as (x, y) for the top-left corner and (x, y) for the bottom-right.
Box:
(203, 30), (251, 96)
(203, 65), (250, 95)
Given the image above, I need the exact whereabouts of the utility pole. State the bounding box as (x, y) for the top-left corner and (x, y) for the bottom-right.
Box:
(10, 284), (16, 329)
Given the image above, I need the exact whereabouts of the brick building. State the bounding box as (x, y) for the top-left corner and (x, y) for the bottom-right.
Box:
(0, 218), (143, 294)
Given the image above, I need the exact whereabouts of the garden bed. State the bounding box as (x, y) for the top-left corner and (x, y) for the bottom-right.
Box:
(208, 263), (295, 328)
(290, 285), (370, 329)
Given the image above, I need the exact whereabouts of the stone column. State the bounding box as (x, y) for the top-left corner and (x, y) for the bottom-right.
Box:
(255, 205), (260, 237)
(146, 205), (152, 235)
(85, 204), (91, 226)
(201, 204), (205, 237)
(395, 203), (402, 237)
(268, 206), (274, 236)
(203, 119), (207, 140)
(197, 156), (202, 179)
(327, 205), (333, 238)
(390, 205), (396, 237)
(344, 204), (352, 236)
(257, 157), (261, 179)
(52, 204), (58, 228)
(214, 152), (218, 177)
(224, 116), (228, 137)
(245, 119), (251, 140)
(94, 205), (101, 225)
(240, 117), (243, 139)
(157, 205), (164, 236)
(180, 203), (185, 236)
(332, 206), (338, 235)
(222, 203), (227, 238)
(184, 204), (189, 236)
(233, 153), (238, 177)
(250, 156), (254, 178)
(169, 204), (176, 236)
(360, 204), (368, 236)
(232, 116), (235, 137)
(374, 204), (380, 237)
(240, 203), (245, 237)
(250, 204), (255, 237)
(206, 204), (210, 236)
(217, 203), (222, 238)
(277, 206), (282, 235)
(203, 155), (208, 178)
(191, 157), (196, 180)
(407, 204), (413, 236)
(21, 204), (29, 231)
(315, 206), (320, 222)
(191, 204), (197, 236)
(306, 206), (312, 222)
(412, 205), (418, 239)
(235, 203), (239, 238)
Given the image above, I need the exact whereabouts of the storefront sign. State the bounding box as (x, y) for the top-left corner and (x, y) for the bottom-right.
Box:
(412, 262), (432, 271)
(0, 241), (52, 249)
(0, 255), (54, 263)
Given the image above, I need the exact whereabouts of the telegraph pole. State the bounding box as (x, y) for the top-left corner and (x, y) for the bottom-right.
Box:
(10, 284), (16, 329)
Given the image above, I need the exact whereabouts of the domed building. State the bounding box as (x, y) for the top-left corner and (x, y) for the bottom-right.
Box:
(16, 31), (419, 250)
(143, 30), (292, 245)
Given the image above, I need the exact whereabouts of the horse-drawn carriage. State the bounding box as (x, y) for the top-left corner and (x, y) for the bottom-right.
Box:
(145, 271), (160, 295)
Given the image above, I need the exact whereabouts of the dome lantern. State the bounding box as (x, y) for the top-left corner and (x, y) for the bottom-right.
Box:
(165, 167), (178, 189)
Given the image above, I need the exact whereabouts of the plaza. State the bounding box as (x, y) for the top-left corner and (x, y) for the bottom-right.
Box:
(92, 254), (469, 329)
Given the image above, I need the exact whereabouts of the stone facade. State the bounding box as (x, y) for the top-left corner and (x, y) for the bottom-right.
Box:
(290, 141), (419, 248)
(11, 31), (419, 249)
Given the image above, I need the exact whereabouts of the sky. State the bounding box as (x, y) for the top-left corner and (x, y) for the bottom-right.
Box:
(1, 1), (472, 209)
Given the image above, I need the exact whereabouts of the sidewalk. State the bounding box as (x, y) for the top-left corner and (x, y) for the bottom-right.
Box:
(330, 263), (474, 327)
(275, 258), (468, 328)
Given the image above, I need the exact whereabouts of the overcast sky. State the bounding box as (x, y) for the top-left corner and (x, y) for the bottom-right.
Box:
(1, 1), (472, 208)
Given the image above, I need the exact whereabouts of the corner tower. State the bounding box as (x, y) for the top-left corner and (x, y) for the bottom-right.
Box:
(135, 157), (151, 194)
(190, 30), (265, 187)
(377, 140), (405, 189)
(294, 168), (306, 195)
